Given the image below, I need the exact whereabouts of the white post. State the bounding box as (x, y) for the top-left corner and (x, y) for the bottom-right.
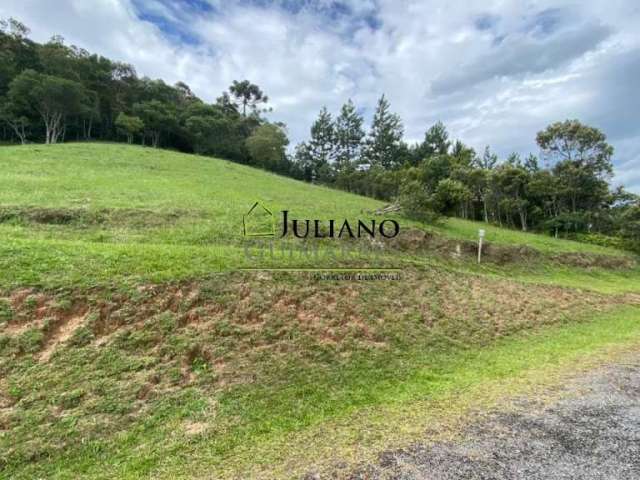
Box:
(478, 229), (485, 264)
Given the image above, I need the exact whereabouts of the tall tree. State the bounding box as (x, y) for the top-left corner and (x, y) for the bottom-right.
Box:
(246, 123), (289, 172)
(494, 159), (532, 231)
(0, 18), (37, 96)
(298, 106), (336, 181)
(476, 146), (498, 170)
(115, 112), (144, 144)
(133, 100), (176, 148)
(228, 80), (268, 116)
(0, 98), (30, 144)
(416, 121), (451, 160)
(536, 119), (614, 177)
(334, 99), (364, 171)
(364, 94), (404, 169)
(7, 69), (87, 144)
(182, 102), (246, 161)
(537, 120), (614, 214)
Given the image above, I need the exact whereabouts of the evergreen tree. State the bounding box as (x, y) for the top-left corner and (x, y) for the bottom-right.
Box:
(476, 145), (498, 170)
(364, 94), (404, 169)
(416, 121), (451, 160)
(334, 99), (364, 171)
(228, 80), (268, 116)
(300, 106), (336, 181)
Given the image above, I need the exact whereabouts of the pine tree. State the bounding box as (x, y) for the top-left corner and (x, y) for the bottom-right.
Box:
(296, 106), (336, 182)
(334, 99), (364, 171)
(477, 145), (498, 170)
(364, 94), (404, 169)
(417, 121), (450, 160)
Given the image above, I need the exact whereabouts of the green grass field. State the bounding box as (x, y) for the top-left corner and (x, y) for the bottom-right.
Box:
(0, 143), (634, 290)
(1, 143), (639, 479)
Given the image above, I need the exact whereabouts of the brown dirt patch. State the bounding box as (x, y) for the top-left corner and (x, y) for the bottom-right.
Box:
(183, 421), (208, 436)
(39, 312), (87, 362)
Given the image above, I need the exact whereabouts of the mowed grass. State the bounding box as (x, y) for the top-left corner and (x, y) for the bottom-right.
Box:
(0, 143), (635, 292)
(431, 216), (629, 256)
(0, 143), (382, 244)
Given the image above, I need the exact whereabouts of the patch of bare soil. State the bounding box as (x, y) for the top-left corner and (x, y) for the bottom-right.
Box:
(183, 421), (208, 436)
(387, 228), (636, 268)
(39, 312), (87, 362)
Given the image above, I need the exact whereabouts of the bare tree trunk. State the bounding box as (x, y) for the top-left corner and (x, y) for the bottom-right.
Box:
(5, 119), (27, 144)
(44, 116), (51, 144)
(519, 210), (527, 231)
(482, 196), (489, 222)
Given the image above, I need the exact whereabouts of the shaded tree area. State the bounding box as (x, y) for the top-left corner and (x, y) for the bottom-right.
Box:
(0, 19), (293, 174)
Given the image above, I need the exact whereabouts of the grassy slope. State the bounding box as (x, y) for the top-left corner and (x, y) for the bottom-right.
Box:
(1, 143), (640, 479)
(0, 143), (635, 291)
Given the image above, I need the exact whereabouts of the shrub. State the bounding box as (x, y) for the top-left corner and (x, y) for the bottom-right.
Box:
(398, 180), (441, 223)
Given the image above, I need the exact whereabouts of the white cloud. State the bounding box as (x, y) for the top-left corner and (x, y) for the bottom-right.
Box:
(1, 0), (638, 192)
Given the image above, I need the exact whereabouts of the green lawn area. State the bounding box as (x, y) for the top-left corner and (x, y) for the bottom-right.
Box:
(0, 143), (628, 255)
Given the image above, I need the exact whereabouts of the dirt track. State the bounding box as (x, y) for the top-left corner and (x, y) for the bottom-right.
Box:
(344, 356), (640, 480)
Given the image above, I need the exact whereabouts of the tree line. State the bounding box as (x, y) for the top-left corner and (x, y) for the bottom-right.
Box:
(294, 96), (639, 250)
(1, 18), (638, 250)
(0, 19), (291, 174)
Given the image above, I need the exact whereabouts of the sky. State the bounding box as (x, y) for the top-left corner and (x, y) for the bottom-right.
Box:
(1, 0), (639, 192)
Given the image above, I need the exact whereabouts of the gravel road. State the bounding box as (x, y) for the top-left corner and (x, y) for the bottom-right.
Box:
(338, 358), (640, 480)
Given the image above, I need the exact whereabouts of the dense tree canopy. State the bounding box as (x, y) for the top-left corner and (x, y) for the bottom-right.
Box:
(7, 69), (87, 144)
(0, 18), (289, 171)
(246, 123), (290, 173)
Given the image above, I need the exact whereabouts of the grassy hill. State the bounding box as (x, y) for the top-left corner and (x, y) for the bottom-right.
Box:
(0, 143), (633, 290)
(1, 143), (639, 479)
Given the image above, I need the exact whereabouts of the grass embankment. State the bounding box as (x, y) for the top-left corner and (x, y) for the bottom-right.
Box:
(0, 143), (639, 478)
(1, 274), (639, 478)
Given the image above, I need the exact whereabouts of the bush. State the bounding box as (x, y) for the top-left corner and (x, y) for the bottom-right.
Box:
(573, 233), (640, 254)
(398, 181), (441, 223)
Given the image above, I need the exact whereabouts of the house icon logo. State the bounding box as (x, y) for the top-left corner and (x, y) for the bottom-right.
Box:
(243, 201), (276, 237)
